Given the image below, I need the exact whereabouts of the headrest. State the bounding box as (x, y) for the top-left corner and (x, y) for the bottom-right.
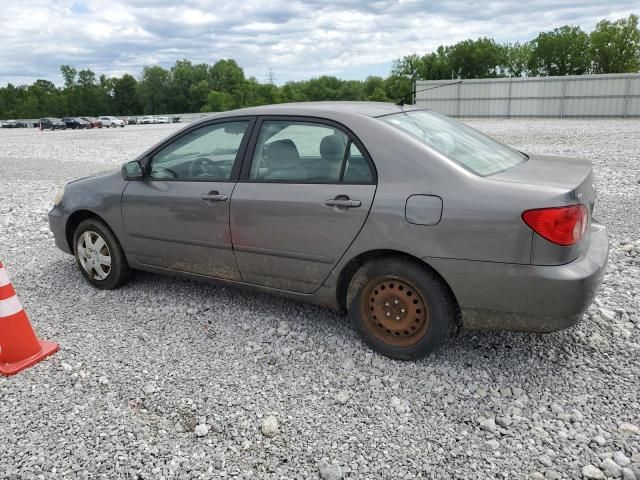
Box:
(320, 134), (346, 162)
(265, 139), (300, 165)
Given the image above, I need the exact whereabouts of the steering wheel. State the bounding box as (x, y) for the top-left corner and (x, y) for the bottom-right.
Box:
(188, 157), (226, 179)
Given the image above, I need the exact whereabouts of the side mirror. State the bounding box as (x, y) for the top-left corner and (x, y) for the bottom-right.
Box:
(122, 160), (144, 180)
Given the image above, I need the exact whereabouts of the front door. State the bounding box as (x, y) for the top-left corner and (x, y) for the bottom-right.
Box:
(122, 119), (252, 280)
(230, 118), (377, 293)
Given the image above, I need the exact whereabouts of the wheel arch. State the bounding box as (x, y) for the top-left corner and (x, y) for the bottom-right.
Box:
(65, 209), (118, 252)
(335, 249), (461, 321)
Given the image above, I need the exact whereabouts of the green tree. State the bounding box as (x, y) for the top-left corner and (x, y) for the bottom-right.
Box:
(0, 84), (23, 117)
(280, 82), (308, 103)
(137, 66), (170, 114)
(392, 48), (452, 81)
(77, 69), (96, 87)
(501, 42), (533, 77)
(73, 69), (109, 115)
(202, 90), (234, 112)
(209, 59), (245, 101)
(448, 37), (503, 78)
(590, 14), (640, 73)
(529, 26), (591, 76)
(363, 76), (385, 97)
(338, 80), (366, 100)
(188, 79), (213, 111)
(368, 87), (390, 102)
(242, 78), (281, 106)
(383, 75), (412, 102)
(167, 59), (210, 113)
(113, 74), (141, 115)
(60, 65), (77, 88)
(391, 54), (425, 83)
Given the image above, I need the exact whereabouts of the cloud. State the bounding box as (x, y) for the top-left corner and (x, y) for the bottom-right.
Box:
(0, 0), (637, 86)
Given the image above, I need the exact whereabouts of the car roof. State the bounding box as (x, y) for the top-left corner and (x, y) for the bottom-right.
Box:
(225, 101), (421, 118)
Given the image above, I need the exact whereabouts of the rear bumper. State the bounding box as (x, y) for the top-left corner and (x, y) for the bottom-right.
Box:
(425, 220), (609, 332)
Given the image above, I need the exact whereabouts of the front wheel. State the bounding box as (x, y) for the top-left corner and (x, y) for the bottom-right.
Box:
(348, 257), (456, 360)
(73, 218), (129, 290)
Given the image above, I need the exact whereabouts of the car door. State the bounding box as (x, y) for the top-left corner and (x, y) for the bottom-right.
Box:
(121, 118), (254, 280)
(230, 117), (377, 294)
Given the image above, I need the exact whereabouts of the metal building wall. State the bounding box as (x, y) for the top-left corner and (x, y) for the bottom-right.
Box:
(415, 73), (640, 118)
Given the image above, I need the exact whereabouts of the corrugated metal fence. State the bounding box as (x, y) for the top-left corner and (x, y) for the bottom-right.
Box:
(414, 73), (640, 118)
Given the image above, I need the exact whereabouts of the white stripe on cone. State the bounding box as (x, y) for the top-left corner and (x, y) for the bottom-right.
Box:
(0, 267), (10, 288)
(0, 295), (23, 317)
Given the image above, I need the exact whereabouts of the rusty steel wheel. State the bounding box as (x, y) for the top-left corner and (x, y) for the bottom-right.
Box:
(360, 277), (431, 347)
(349, 257), (456, 359)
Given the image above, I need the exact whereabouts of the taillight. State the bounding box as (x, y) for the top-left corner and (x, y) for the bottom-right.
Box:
(522, 204), (588, 246)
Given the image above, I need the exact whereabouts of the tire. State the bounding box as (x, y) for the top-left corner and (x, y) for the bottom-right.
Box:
(111, 123), (116, 128)
(347, 257), (456, 360)
(73, 218), (129, 290)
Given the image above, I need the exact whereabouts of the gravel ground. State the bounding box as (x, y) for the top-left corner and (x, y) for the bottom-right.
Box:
(0, 120), (639, 480)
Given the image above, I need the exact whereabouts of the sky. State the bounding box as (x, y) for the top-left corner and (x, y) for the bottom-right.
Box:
(0, 0), (637, 86)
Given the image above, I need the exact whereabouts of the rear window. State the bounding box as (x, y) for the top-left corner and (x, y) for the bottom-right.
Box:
(380, 110), (526, 176)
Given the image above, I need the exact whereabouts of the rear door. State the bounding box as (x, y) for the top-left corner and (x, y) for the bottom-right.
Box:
(121, 118), (254, 280)
(230, 117), (377, 293)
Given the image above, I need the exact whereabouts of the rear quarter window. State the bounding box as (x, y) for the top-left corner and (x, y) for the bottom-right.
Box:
(381, 110), (526, 176)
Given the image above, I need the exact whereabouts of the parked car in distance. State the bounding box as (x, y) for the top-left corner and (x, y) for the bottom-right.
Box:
(156, 116), (169, 124)
(137, 115), (155, 125)
(172, 116), (181, 123)
(81, 117), (103, 128)
(62, 117), (90, 129)
(99, 116), (125, 128)
(48, 102), (608, 360)
(39, 118), (66, 130)
(0, 120), (24, 128)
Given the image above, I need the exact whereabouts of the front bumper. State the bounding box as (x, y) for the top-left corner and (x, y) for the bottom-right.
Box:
(425, 220), (609, 332)
(48, 207), (72, 254)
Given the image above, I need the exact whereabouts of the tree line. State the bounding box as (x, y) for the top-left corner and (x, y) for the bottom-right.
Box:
(0, 59), (408, 119)
(393, 14), (640, 80)
(0, 14), (638, 119)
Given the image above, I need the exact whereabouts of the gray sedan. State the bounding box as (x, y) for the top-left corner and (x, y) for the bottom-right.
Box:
(48, 102), (608, 359)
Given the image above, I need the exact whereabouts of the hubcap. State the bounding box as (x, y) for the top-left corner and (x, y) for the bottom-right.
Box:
(77, 231), (111, 281)
(361, 277), (430, 347)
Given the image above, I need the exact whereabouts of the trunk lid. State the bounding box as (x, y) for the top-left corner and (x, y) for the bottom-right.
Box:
(491, 153), (596, 211)
(490, 153), (598, 266)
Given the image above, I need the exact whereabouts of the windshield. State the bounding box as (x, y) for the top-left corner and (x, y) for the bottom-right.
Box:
(381, 110), (526, 176)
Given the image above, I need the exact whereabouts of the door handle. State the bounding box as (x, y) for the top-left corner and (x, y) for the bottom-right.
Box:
(201, 191), (228, 202)
(325, 197), (361, 208)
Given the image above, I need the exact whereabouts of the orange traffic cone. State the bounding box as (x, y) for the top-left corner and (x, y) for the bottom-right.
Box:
(0, 261), (58, 376)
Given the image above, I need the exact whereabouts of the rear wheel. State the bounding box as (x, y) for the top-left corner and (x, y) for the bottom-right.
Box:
(348, 257), (456, 360)
(73, 218), (129, 290)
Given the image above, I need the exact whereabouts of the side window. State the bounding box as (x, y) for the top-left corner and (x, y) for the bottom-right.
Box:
(343, 143), (374, 183)
(149, 121), (249, 181)
(249, 121), (350, 182)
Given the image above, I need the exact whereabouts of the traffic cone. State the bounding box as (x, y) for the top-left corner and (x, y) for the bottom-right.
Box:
(0, 261), (58, 376)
